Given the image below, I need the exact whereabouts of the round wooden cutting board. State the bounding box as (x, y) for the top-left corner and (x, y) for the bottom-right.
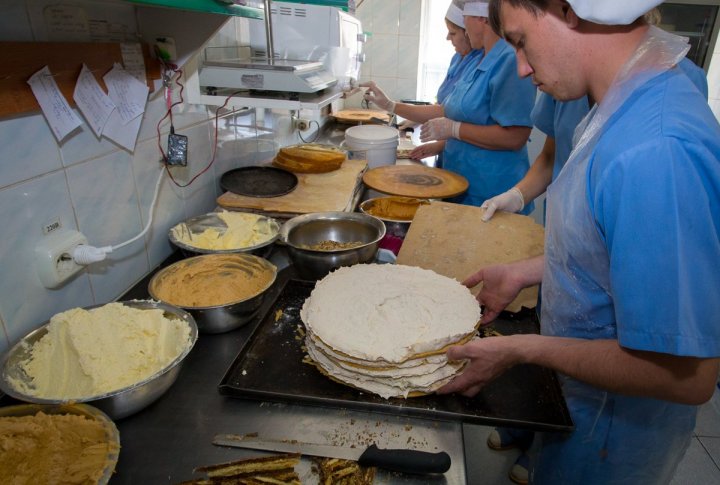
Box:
(333, 109), (391, 124)
(362, 165), (469, 199)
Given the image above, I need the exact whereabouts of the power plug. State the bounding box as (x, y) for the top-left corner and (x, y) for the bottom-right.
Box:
(35, 230), (88, 289)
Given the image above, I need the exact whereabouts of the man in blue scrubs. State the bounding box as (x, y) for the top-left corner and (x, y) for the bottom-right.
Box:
(481, 10), (709, 221)
(440, 1), (720, 483)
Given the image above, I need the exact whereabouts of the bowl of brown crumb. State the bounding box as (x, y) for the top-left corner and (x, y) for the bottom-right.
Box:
(280, 211), (386, 280)
(148, 254), (277, 334)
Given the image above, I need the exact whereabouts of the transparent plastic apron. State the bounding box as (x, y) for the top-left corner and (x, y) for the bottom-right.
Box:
(534, 27), (696, 484)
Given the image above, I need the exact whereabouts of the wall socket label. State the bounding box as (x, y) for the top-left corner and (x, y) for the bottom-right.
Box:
(43, 217), (62, 235)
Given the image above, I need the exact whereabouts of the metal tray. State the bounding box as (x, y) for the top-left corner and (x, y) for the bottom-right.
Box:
(219, 279), (573, 432)
(220, 166), (298, 198)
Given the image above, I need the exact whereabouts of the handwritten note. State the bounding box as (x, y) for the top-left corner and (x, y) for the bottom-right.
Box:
(27, 66), (82, 143)
(99, 63), (148, 151)
(103, 63), (148, 124)
(73, 64), (115, 137)
(103, 112), (143, 152)
(120, 42), (148, 85)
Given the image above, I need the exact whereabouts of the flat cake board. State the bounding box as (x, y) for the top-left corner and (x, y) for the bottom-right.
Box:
(397, 201), (545, 312)
(333, 109), (390, 124)
(363, 165), (468, 199)
(217, 159), (367, 217)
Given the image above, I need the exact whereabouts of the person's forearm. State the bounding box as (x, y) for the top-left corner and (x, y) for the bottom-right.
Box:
(457, 123), (531, 151)
(512, 335), (719, 405)
(516, 137), (555, 202)
(394, 103), (444, 124)
(509, 255), (544, 288)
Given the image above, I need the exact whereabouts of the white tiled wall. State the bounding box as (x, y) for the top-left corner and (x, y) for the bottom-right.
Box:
(0, 13), (304, 355)
(355, 0), (421, 102)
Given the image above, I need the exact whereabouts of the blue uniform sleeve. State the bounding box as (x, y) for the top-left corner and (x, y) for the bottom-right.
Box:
(437, 53), (463, 104)
(531, 92), (557, 137)
(677, 58), (708, 100)
(488, 51), (536, 128)
(590, 138), (720, 357)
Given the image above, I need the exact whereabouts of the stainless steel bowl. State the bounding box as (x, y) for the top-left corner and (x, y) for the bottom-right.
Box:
(148, 254), (277, 334)
(168, 212), (280, 257)
(0, 403), (120, 484)
(280, 211), (386, 280)
(0, 300), (198, 420)
(359, 196), (429, 238)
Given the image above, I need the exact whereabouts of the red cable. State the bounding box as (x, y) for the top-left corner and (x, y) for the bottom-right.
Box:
(156, 68), (243, 189)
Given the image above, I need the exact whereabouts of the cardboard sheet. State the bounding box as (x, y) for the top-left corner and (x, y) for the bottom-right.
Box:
(217, 159), (367, 217)
(397, 201), (545, 313)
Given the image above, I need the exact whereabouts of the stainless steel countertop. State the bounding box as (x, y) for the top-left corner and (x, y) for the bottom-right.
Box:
(108, 260), (467, 484)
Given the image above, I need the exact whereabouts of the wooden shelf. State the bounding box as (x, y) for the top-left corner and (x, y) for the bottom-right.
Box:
(0, 42), (161, 118)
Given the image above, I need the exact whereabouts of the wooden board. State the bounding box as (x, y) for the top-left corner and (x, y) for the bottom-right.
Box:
(332, 109), (390, 124)
(0, 42), (160, 117)
(217, 159), (367, 217)
(363, 165), (468, 199)
(397, 201), (545, 313)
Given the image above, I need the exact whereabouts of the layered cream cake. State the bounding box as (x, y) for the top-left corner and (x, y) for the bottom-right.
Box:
(300, 264), (481, 398)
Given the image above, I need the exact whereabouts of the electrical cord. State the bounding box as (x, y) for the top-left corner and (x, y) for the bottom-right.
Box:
(71, 71), (247, 265)
(71, 165), (165, 265)
(298, 120), (321, 143)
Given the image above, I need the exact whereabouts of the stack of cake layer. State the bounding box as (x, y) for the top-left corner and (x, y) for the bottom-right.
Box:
(300, 264), (481, 399)
(273, 144), (346, 173)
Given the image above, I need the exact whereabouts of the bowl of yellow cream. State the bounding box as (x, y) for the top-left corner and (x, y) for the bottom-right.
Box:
(169, 211), (280, 257)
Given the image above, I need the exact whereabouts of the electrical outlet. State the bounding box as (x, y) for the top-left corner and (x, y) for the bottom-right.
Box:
(35, 230), (88, 289)
(295, 118), (310, 131)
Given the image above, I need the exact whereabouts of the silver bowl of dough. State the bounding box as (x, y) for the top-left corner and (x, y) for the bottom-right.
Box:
(0, 300), (198, 420)
(168, 212), (281, 257)
(148, 253), (277, 334)
(280, 211), (386, 280)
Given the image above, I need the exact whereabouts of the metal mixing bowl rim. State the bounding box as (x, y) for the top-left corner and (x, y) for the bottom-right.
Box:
(279, 211), (386, 252)
(0, 300), (198, 404)
(147, 253), (278, 310)
(168, 212), (281, 254)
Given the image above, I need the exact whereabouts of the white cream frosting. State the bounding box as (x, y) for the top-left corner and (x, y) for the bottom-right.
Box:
(306, 338), (466, 399)
(306, 328), (447, 369)
(300, 264), (481, 363)
(172, 211), (275, 250)
(10, 303), (192, 400)
(306, 336), (448, 378)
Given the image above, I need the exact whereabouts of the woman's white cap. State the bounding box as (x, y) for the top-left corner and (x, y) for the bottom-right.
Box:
(567, 0), (664, 25)
(446, 3), (465, 28)
(462, 0), (489, 18)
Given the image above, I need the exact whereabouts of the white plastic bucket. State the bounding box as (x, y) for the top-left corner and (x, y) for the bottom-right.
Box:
(343, 125), (399, 169)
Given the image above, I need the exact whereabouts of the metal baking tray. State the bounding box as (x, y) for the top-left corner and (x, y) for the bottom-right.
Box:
(219, 279), (573, 432)
(220, 166), (298, 198)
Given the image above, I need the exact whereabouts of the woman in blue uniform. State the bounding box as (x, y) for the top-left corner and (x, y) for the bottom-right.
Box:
(399, 3), (484, 168)
(362, 0), (536, 211)
(437, 3), (484, 105)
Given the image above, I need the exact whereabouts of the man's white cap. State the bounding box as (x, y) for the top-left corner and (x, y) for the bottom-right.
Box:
(446, 3), (465, 28)
(567, 0), (664, 25)
(462, 0), (489, 18)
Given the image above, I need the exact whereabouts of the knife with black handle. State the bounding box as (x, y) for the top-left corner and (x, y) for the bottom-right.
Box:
(213, 434), (451, 474)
